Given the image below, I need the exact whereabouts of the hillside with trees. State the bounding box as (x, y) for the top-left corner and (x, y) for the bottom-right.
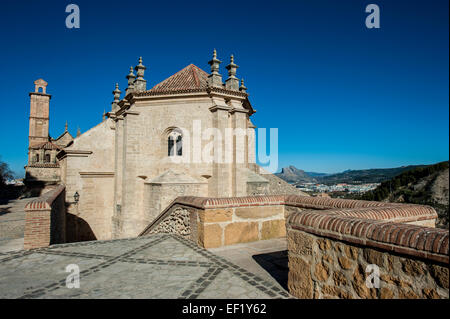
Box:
(359, 161), (449, 228)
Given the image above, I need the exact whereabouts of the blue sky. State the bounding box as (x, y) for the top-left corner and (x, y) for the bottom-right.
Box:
(0, 0), (448, 176)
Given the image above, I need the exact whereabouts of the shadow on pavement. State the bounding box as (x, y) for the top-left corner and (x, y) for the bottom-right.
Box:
(0, 206), (12, 216)
(252, 250), (289, 290)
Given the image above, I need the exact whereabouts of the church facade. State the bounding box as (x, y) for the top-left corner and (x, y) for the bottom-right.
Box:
(25, 51), (304, 242)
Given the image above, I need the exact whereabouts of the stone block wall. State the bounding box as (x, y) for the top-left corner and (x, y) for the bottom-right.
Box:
(24, 184), (66, 249)
(197, 205), (286, 248)
(143, 180), (207, 230)
(58, 119), (116, 241)
(140, 194), (446, 299)
(286, 203), (448, 299)
(25, 165), (60, 182)
(287, 229), (448, 299)
(140, 195), (288, 248)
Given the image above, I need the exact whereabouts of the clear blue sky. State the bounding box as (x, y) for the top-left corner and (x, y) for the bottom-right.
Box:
(0, 0), (448, 176)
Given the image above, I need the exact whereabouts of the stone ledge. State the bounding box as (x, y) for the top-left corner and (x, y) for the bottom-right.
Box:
(24, 184), (66, 211)
(287, 212), (448, 264)
(140, 194), (442, 258)
(170, 195), (436, 222)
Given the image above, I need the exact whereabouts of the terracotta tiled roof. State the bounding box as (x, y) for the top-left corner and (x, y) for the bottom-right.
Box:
(148, 64), (209, 93)
(30, 141), (62, 151)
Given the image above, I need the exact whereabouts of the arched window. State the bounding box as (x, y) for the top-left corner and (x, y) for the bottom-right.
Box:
(168, 136), (174, 156)
(167, 130), (182, 157)
(45, 154), (50, 163)
(35, 154), (39, 163)
(176, 135), (182, 156)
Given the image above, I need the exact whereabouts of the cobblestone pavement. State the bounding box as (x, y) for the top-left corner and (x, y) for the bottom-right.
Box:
(0, 234), (292, 299)
(0, 198), (35, 253)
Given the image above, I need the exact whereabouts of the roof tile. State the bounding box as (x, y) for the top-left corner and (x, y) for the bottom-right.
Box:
(148, 64), (209, 93)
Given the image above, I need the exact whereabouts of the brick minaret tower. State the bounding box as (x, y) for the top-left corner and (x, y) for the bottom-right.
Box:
(28, 79), (51, 148)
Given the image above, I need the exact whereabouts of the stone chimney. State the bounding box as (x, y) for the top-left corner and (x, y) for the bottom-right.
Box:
(225, 55), (239, 90)
(134, 57), (147, 92)
(207, 49), (223, 87)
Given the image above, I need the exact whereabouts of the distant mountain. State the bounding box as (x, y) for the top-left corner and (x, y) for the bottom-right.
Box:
(276, 166), (316, 183)
(359, 161), (449, 228)
(276, 164), (427, 185)
(305, 172), (331, 177)
(318, 165), (427, 184)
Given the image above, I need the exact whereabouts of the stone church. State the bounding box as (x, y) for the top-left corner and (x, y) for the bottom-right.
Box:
(25, 51), (304, 242)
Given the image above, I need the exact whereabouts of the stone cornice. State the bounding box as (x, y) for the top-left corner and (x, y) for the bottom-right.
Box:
(209, 105), (232, 113)
(26, 163), (59, 168)
(29, 92), (52, 99)
(57, 149), (92, 160)
(79, 172), (114, 178)
(229, 107), (249, 114)
(132, 86), (248, 99)
(29, 116), (49, 120)
(123, 111), (140, 116)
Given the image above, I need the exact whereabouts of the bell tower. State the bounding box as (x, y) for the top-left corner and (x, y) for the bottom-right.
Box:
(28, 79), (51, 148)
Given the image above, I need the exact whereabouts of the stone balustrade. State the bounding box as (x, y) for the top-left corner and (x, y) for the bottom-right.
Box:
(24, 184), (66, 249)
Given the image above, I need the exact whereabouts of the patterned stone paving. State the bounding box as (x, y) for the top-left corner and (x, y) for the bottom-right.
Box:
(0, 198), (35, 253)
(0, 234), (291, 299)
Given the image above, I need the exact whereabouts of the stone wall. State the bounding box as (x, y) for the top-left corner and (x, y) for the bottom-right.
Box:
(24, 184), (66, 249)
(287, 229), (448, 299)
(286, 202), (448, 299)
(142, 171), (208, 230)
(113, 92), (257, 238)
(139, 194), (446, 299)
(25, 165), (60, 182)
(196, 205), (286, 248)
(58, 119), (116, 242)
(140, 196), (288, 248)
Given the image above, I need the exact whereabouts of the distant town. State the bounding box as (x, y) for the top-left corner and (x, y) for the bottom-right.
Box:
(294, 182), (380, 196)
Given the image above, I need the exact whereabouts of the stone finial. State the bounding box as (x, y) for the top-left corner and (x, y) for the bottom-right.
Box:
(134, 57), (147, 92)
(239, 78), (247, 93)
(76, 127), (81, 137)
(112, 83), (121, 103)
(225, 54), (239, 90)
(103, 109), (106, 121)
(65, 121), (68, 132)
(207, 49), (223, 87)
(125, 66), (136, 95)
